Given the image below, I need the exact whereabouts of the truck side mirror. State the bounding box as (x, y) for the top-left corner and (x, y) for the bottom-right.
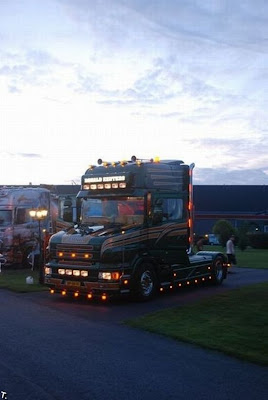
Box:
(63, 197), (73, 222)
(152, 199), (163, 225)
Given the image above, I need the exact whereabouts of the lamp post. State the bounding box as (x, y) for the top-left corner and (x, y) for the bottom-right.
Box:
(29, 208), (48, 284)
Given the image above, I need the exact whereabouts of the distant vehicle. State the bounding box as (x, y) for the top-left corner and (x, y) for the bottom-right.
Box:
(0, 187), (52, 266)
(207, 234), (220, 245)
(0, 187), (74, 266)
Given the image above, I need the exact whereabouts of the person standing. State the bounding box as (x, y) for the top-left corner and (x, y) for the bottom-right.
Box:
(196, 236), (204, 252)
(226, 235), (237, 271)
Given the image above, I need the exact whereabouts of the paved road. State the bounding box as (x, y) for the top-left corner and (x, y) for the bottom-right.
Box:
(0, 267), (267, 400)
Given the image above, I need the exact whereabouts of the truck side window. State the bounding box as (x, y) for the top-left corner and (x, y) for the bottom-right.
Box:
(16, 208), (27, 224)
(163, 199), (183, 221)
(152, 198), (183, 225)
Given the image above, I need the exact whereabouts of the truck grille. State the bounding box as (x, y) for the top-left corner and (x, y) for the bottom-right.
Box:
(55, 243), (98, 265)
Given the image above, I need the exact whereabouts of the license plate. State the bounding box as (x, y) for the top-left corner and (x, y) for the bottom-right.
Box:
(66, 281), (80, 287)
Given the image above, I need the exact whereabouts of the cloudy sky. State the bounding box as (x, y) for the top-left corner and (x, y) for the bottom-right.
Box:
(1, 0), (267, 185)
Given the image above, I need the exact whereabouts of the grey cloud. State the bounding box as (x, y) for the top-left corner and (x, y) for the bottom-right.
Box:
(8, 85), (20, 93)
(0, 64), (29, 75)
(120, 0), (268, 53)
(18, 153), (42, 158)
(1, 152), (42, 159)
(194, 167), (268, 185)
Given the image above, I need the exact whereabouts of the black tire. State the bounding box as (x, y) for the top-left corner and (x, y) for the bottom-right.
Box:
(132, 264), (156, 301)
(211, 256), (225, 285)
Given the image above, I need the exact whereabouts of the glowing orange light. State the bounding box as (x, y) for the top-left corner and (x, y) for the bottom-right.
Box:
(58, 252), (63, 257)
(50, 289), (55, 294)
(178, 283), (182, 287)
(160, 287), (164, 292)
(71, 253), (76, 258)
(87, 293), (93, 299)
(111, 272), (120, 280)
(123, 280), (128, 285)
(101, 293), (107, 301)
(154, 156), (160, 163)
(188, 219), (192, 228)
(62, 290), (66, 296)
(74, 292), (79, 298)
(187, 281), (190, 285)
(195, 280), (198, 283)
(84, 254), (89, 258)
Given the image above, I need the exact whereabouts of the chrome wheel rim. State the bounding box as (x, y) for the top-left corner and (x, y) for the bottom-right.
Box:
(215, 260), (223, 281)
(140, 270), (153, 296)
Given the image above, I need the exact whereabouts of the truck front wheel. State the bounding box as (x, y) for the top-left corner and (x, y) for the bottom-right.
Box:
(212, 256), (225, 285)
(132, 264), (156, 301)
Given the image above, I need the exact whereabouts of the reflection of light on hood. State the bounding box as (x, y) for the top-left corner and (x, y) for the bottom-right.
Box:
(88, 225), (104, 232)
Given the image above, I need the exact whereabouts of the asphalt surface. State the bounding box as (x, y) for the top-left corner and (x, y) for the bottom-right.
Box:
(0, 267), (267, 400)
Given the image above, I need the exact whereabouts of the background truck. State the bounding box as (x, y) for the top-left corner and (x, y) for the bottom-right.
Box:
(44, 156), (228, 301)
(0, 187), (52, 266)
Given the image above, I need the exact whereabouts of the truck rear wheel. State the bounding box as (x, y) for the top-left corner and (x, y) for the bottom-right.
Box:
(132, 264), (156, 301)
(212, 256), (224, 285)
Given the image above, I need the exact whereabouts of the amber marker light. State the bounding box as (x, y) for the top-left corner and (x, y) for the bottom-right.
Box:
(87, 293), (93, 299)
(101, 293), (107, 301)
(58, 252), (63, 257)
(74, 292), (79, 298)
(71, 253), (76, 258)
(160, 287), (164, 292)
(50, 289), (55, 294)
(62, 290), (66, 296)
(178, 283), (182, 287)
(187, 281), (190, 285)
(123, 280), (128, 285)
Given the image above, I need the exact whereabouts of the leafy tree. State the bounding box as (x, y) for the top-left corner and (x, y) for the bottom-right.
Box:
(237, 222), (250, 251)
(212, 219), (235, 247)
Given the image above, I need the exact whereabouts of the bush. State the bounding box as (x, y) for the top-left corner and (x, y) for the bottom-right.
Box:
(212, 220), (235, 247)
(247, 233), (268, 249)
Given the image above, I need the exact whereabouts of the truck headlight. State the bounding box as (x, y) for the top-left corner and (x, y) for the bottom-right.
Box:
(98, 272), (120, 280)
(45, 267), (52, 275)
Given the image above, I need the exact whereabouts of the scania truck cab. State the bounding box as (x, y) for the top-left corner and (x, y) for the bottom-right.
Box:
(44, 157), (227, 300)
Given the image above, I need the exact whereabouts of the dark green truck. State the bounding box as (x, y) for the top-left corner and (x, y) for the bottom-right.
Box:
(44, 156), (227, 300)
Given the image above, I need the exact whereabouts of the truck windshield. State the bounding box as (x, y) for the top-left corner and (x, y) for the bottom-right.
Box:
(0, 210), (12, 226)
(81, 197), (144, 227)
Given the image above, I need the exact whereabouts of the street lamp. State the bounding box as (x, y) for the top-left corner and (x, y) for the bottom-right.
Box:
(29, 208), (48, 284)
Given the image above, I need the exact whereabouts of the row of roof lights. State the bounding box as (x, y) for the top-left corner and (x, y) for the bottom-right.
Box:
(87, 156), (160, 170)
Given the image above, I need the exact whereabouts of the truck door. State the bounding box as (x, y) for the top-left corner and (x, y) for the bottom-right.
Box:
(150, 195), (189, 265)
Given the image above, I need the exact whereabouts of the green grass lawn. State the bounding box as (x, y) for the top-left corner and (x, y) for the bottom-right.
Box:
(0, 268), (48, 292)
(125, 282), (268, 366)
(203, 245), (268, 269)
